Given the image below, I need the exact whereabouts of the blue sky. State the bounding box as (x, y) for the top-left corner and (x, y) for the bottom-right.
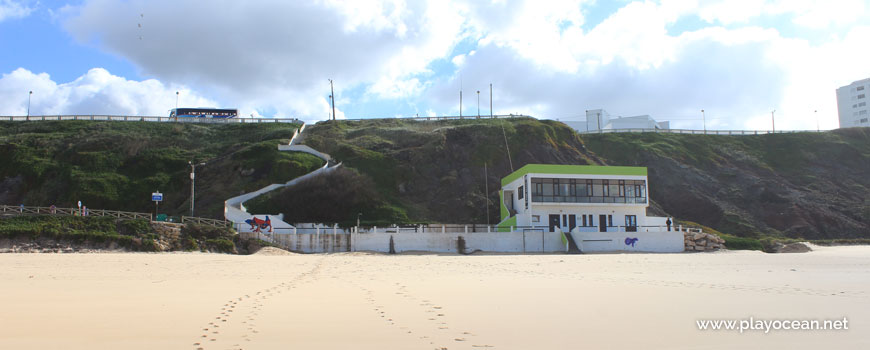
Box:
(2, 0), (869, 130)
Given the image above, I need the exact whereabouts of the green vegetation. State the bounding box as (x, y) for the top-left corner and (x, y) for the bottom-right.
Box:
(296, 117), (596, 224)
(0, 121), (323, 218)
(246, 167), (409, 227)
(0, 215), (160, 251)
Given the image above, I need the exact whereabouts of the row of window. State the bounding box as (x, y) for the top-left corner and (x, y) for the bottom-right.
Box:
(527, 178), (647, 204)
(851, 102), (866, 108)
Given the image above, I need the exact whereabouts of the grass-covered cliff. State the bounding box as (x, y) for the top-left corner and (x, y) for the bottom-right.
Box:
(254, 117), (600, 225)
(254, 118), (868, 241)
(583, 128), (870, 240)
(0, 121), (324, 218)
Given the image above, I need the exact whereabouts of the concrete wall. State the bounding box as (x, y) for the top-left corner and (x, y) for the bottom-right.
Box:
(243, 230), (567, 254)
(574, 230), (684, 253)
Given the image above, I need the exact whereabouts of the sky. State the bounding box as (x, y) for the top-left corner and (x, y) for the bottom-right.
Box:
(1, 0), (869, 130)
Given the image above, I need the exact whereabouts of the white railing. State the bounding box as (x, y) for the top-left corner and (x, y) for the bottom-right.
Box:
(577, 128), (824, 135)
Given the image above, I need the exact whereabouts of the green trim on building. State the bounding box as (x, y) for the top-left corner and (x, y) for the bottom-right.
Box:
(497, 216), (517, 232)
(499, 189), (509, 222)
(501, 164), (647, 187)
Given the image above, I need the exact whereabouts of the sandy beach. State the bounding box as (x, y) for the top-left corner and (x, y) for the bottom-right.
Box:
(1, 246), (869, 349)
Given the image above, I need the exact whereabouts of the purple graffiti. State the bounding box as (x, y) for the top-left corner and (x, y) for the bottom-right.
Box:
(625, 237), (639, 247)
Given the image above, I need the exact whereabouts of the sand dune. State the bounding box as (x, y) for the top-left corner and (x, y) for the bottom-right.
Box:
(1, 247), (869, 349)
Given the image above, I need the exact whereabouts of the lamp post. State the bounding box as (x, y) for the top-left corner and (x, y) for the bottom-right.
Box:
(27, 91), (32, 120)
(477, 90), (480, 118)
(771, 109), (776, 133)
(815, 110), (819, 132)
(701, 109), (706, 133)
(189, 161), (205, 217)
(489, 83), (493, 118)
(175, 91), (179, 121)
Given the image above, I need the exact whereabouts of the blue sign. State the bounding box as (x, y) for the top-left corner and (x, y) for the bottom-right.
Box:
(151, 192), (163, 202)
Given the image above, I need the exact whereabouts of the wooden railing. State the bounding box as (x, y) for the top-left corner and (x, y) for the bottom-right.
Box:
(182, 216), (232, 228)
(0, 205), (151, 220)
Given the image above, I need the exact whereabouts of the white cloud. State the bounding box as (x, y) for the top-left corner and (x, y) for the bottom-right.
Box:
(0, 67), (216, 116)
(0, 0), (33, 22)
(61, 0), (469, 119)
(16, 0), (861, 130)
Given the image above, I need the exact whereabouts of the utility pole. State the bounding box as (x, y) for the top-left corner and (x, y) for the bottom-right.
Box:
(815, 110), (819, 132)
(489, 83), (493, 118)
(459, 90), (463, 118)
(771, 109), (776, 133)
(701, 109), (706, 133)
(189, 161), (205, 217)
(484, 162), (490, 225)
(329, 79), (336, 121)
(27, 91), (32, 119)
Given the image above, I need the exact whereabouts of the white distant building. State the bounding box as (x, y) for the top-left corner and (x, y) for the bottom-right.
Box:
(836, 78), (870, 128)
(562, 109), (670, 133)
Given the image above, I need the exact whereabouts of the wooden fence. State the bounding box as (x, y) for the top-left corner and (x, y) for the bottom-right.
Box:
(0, 205), (232, 229)
(0, 205), (152, 220)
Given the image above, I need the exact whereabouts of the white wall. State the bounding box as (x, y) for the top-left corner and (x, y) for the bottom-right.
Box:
(574, 230), (684, 253)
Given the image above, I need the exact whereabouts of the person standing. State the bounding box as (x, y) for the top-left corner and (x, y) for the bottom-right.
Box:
(666, 217), (672, 232)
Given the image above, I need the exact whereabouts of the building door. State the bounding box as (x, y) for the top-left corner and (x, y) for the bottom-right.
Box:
(599, 214), (607, 232)
(625, 215), (637, 232)
(549, 215), (560, 232)
(568, 215), (577, 232)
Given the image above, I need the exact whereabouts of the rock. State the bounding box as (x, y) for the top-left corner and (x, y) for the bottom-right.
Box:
(693, 233), (705, 240)
(775, 242), (812, 253)
(697, 239), (707, 246)
(694, 245), (706, 251)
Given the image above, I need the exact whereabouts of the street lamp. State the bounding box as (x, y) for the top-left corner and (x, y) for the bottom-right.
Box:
(771, 109), (776, 133)
(477, 90), (480, 118)
(701, 109), (706, 133)
(815, 110), (819, 132)
(175, 91), (179, 121)
(189, 161), (205, 217)
(27, 91), (33, 119)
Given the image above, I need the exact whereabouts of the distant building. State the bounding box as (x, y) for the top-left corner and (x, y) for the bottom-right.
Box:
(562, 109), (669, 133)
(836, 78), (870, 128)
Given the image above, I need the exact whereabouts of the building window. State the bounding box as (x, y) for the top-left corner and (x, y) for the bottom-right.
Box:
(530, 178), (646, 204)
(582, 215), (587, 226)
(860, 102), (867, 107)
(607, 215), (613, 227)
(859, 94), (866, 99)
(859, 110), (868, 115)
(861, 118), (869, 123)
(532, 215), (540, 223)
(859, 86), (866, 91)
(518, 186), (524, 199)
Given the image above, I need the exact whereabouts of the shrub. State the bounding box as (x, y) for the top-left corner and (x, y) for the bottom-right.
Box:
(721, 235), (763, 251)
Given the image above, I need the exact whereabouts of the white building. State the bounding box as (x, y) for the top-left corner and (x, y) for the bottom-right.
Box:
(562, 109), (669, 133)
(498, 164), (682, 253)
(837, 78), (870, 128)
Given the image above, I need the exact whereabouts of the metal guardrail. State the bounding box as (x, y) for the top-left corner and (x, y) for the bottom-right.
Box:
(0, 205), (152, 220)
(342, 114), (531, 121)
(0, 115), (302, 123)
(577, 128), (824, 135)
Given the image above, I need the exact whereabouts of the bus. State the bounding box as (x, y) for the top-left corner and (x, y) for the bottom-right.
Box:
(169, 107), (239, 119)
